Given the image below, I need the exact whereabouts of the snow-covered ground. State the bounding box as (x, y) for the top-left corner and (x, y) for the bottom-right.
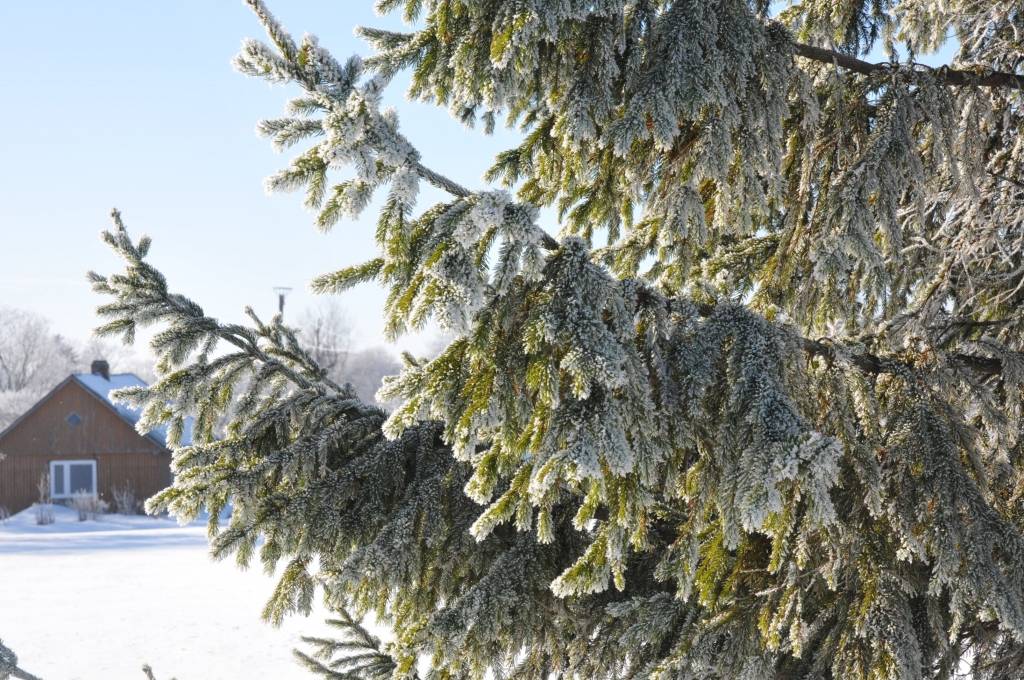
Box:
(0, 505), (332, 680)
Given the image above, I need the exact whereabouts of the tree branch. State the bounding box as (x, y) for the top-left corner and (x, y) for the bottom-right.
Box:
(792, 41), (1024, 90)
(642, 292), (1005, 379)
(240, 1), (1008, 383)
(799, 336), (1002, 378)
(989, 171), (1024, 190)
(0, 639), (43, 680)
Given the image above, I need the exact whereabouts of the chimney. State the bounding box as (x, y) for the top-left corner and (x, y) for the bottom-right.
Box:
(90, 359), (110, 380)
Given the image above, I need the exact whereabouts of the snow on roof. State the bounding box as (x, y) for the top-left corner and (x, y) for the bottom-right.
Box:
(72, 372), (193, 448)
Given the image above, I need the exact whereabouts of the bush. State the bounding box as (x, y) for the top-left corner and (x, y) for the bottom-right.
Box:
(35, 471), (55, 526)
(33, 502), (55, 526)
(70, 491), (108, 521)
(111, 482), (139, 515)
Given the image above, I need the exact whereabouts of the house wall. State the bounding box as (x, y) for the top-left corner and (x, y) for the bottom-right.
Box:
(0, 379), (171, 514)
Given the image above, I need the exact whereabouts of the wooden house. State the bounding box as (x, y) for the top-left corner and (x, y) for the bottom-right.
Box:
(0, 360), (187, 514)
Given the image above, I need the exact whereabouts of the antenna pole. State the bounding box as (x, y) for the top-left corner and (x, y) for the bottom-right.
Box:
(273, 286), (293, 317)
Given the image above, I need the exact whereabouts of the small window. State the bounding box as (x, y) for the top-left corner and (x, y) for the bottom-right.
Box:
(66, 412), (82, 427)
(53, 466), (66, 496)
(69, 464), (93, 494)
(50, 460), (97, 499)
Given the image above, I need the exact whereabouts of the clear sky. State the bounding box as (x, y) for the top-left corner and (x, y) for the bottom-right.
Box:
(0, 1), (520, 355)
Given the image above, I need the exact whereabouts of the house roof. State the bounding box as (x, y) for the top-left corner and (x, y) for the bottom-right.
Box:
(71, 372), (193, 448)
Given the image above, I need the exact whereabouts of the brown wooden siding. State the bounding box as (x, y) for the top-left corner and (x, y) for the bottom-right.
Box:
(0, 379), (171, 514)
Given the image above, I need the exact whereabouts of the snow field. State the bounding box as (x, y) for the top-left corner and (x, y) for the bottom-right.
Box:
(0, 505), (334, 680)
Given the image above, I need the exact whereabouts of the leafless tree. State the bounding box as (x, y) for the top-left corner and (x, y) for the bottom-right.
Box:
(0, 308), (76, 393)
(76, 336), (156, 382)
(0, 308), (77, 430)
(297, 301), (352, 378)
(344, 346), (402, 406)
(0, 309), (160, 430)
(297, 302), (402, 405)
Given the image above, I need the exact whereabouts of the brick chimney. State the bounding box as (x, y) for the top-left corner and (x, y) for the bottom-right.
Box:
(90, 359), (110, 380)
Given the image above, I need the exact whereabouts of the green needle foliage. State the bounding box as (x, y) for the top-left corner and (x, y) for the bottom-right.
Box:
(0, 639), (42, 680)
(87, 1), (1024, 678)
(293, 609), (403, 679)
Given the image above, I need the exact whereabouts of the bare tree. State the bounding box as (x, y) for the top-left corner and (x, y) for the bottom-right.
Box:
(296, 302), (402, 405)
(76, 336), (156, 382)
(0, 308), (77, 430)
(0, 308), (76, 393)
(297, 301), (352, 378)
(344, 346), (401, 406)
(0, 309), (160, 430)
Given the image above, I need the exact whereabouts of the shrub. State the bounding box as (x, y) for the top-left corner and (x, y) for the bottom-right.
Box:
(70, 490), (108, 521)
(111, 482), (139, 515)
(34, 471), (54, 526)
(34, 502), (55, 526)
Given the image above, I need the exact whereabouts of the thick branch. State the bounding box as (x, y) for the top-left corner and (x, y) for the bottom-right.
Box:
(410, 161), (560, 250)
(411, 161), (470, 198)
(792, 41), (1024, 90)
(641, 292), (1005, 379)
(800, 336), (1002, 378)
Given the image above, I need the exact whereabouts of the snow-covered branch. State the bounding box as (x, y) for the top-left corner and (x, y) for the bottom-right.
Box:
(0, 640), (42, 680)
(79, 1), (1024, 677)
(791, 40), (1024, 89)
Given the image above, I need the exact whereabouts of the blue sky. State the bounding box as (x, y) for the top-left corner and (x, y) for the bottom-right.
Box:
(0, 1), (519, 354)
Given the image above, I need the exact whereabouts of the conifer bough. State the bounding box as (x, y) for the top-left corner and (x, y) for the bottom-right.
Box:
(790, 41), (1024, 90)
(79, 0), (1024, 678)
(0, 639), (41, 680)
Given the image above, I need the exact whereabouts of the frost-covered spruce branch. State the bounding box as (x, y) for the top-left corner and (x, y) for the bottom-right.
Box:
(141, 664), (177, 680)
(293, 608), (411, 680)
(235, 2), (1024, 678)
(232, 0), (1009, 383)
(92, 216), (591, 677)
(92, 211), (336, 391)
(0, 640), (41, 680)
(94, 208), (1024, 678)
(238, 0), (1024, 369)
(789, 40), (1024, 90)
(86, 1), (1024, 678)
(356, 0), (1024, 352)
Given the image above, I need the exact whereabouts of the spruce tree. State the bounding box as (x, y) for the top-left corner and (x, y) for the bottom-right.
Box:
(87, 1), (1024, 677)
